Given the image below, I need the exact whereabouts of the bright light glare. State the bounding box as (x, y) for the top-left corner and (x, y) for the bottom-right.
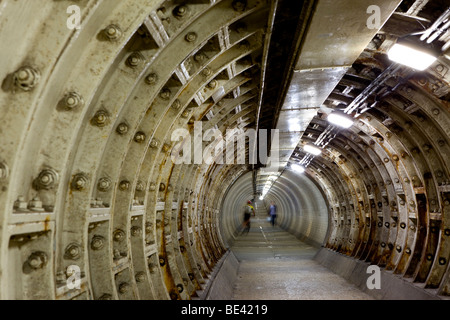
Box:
(291, 164), (305, 174)
(304, 144), (322, 156)
(327, 113), (353, 128)
(388, 43), (437, 71)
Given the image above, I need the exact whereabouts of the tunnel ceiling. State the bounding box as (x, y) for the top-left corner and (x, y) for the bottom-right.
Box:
(0, 0), (450, 300)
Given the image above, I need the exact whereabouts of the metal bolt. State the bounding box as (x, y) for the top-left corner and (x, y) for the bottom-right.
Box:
(13, 196), (29, 212)
(201, 67), (212, 77)
(104, 24), (122, 41)
(400, 222), (406, 229)
(62, 92), (84, 110)
(28, 197), (45, 212)
(113, 229), (125, 242)
(194, 52), (207, 63)
(439, 258), (447, 265)
(135, 272), (146, 283)
(118, 283), (130, 294)
(65, 243), (81, 260)
(185, 32), (197, 42)
(159, 88), (171, 100)
(136, 181), (145, 192)
(13, 66), (40, 91)
(91, 110), (109, 127)
(159, 183), (166, 191)
(159, 256), (166, 266)
(396, 245), (402, 252)
(174, 5), (187, 17)
(72, 173), (88, 191)
(149, 182), (156, 191)
(426, 254), (433, 261)
(97, 177), (112, 192)
(119, 180), (130, 191)
(145, 73), (158, 85)
(405, 248), (411, 254)
(172, 99), (181, 110)
(131, 227), (142, 237)
(432, 108), (440, 116)
(91, 235), (105, 250)
(177, 284), (184, 293)
(116, 123), (128, 135)
(134, 132), (146, 143)
(33, 168), (58, 190)
(150, 139), (159, 148)
(126, 52), (144, 68)
(27, 251), (47, 270)
(207, 79), (218, 89)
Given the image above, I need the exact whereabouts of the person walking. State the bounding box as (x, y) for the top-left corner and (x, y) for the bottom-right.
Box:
(268, 201), (277, 227)
(241, 200), (255, 235)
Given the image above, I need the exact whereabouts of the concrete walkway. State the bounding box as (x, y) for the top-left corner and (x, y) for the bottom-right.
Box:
(230, 218), (373, 300)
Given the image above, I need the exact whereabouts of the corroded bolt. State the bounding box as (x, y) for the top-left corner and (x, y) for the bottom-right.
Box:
(134, 132), (146, 143)
(135, 272), (146, 283)
(27, 251), (47, 270)
(28, 197), (45, 212)
(159, 88), (171, 100)
(97, 177), (112, 192)
(185, 32), (197, 42)
(91, 236), (105, 250)
(392, 155), (399, 161)
(14, 66), (40, 91)
(116, 122), (128, 135)
(65, 243), (81, 260)
(145, 73), (158, 85)
(34, 168), (58, 190)
(118, 283), (130, 294)
(126, 52), (144, 68)
(119, 180), (130, 191)
(104, 24), (122, 41)
(91, 110), (109, 127)
(159, 256), (166, 266)
(72, 173), (88, 191)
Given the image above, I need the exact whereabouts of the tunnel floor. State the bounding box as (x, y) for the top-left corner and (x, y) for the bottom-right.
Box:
(229, 218), (373, 300)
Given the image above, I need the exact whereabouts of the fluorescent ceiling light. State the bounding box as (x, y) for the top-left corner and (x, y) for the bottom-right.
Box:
(291, 164), (305, 174)
(327, 112), (354, 129)
(304, 144), (322, 156)
(388, 43), (437, 71)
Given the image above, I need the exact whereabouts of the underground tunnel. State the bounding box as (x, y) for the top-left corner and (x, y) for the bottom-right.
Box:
(0, 0), (450, 301)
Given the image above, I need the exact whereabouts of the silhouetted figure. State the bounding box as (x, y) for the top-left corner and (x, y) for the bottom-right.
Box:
(268, 201), (277, 227)
(241, 200), (255, 235)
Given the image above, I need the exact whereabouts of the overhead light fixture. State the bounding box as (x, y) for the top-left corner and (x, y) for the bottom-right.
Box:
(387, 39), (438, 71)
(327, 111), (354, 129)
(303, 144), (322, 156)
(291, 164), (305, 174)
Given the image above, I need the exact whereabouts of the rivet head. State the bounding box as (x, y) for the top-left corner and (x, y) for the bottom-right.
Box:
(145, 73), (158, 85)
(426, 254), (434, 261)
(149, 182), (156, 191)
(432, 108), (440, 115)
(134, 132), (146, 143)
(405, 248), (411, 254)
(400, 222), (406, 229)
(113, 229), (125, 242)
(91, 110), (109, 127)
(71, 173), (89, 191)
(201, 67), (212, 77)
(116, 123), (128, 135)
(13, 66), (40, 91)
(119, 180), (130, 191)
(104, 24), (122, 41)
(185, 32), (197, 42)
(445, 229), (450, 236)
(194, 52), (207, 63)
(396, 245), (402, 252)
(91, 236), (105, 250)
(207, 79), (218, 89)
(159, 256), (166, 266)
(33, 169), (58, 190)
(392, 155), (399, 161)
(381, 242), (386, 248)
(159, 183), (166, 191)
(177, 284), (184, 293)
(26, 251), (47, 270)
(439, 257), (447, 265)
(65, 243), (81, 260)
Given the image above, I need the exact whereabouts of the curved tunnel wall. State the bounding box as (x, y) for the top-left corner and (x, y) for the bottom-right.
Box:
(0, 0), (450, 300)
